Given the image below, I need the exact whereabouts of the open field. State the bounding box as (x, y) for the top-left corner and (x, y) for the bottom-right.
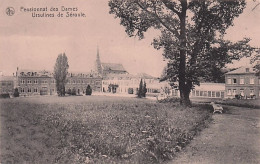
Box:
(0, 96), (212, 163)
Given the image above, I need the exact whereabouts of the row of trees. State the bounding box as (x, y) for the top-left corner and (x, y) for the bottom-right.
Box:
(66, 85), (92, 96)
(138, 79), (147, 98)
(109, 0), (259, 106)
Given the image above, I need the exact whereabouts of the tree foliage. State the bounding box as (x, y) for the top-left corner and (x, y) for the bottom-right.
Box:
(13, 88), (19, 97)
(138, 79), (143, 98)
(138, 79), (147, 98)
(142, 80), (147, 97)
(109, 0), (259, 106)
(54, 53), (69, 96)
(86, 85), (92, 95)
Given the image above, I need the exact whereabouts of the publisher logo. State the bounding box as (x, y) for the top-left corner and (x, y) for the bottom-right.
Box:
(6, 7), (15, 16)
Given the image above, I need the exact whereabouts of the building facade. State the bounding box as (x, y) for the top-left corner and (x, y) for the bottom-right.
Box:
(225, 67), (260, 99)
(16, 69), (102, 96)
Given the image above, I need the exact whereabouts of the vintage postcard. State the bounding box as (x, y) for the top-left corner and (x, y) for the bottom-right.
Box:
(0, 0), (259, 163)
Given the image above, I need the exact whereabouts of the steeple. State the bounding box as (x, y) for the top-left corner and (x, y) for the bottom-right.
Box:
(95, 46), (102, 75)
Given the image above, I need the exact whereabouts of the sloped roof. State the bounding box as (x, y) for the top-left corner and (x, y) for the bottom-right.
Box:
(101, 63), (127, 72)
(17, 69), (52, 77)
(225, 67), (257, 75)
(194, 83), (225, 91)
(136, 73), (155, 79)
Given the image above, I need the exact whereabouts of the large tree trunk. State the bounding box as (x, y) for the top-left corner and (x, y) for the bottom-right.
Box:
(178, 0), (190, 106)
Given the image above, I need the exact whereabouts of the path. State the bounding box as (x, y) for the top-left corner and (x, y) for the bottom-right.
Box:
(171, 105), (260, 164)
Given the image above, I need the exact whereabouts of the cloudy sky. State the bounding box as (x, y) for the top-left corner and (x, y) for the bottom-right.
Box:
(0, 0), (259, 77)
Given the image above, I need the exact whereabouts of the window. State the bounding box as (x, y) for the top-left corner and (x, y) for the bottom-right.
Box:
(212, 91), (216, 97)
(7, 82), (12, 86)
(34, 88), (38, 92)
(34, 79), (38, 84)
(2, 82), (6, 86)
(227, 78), (231, 84)
(233, 79), (237, 84)
(216, 92), (220, 97)
(227, 89), (232, 96)
(250, 89), (254, 95)
(21, 79), (25, 84)
(208, 91), (212, 97)
(28, 88), (32, 93)
(233, 89), (237, 95)
(27, 79), (32, 84)
(221, 92), (225, 98)
(240, 89), (244, 96)
(240, 78), (244, 84)
(21, 88), (25, 93)
(250, 78), (254, 84)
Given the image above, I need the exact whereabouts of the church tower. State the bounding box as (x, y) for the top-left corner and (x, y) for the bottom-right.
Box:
(95, 46), (102, 75)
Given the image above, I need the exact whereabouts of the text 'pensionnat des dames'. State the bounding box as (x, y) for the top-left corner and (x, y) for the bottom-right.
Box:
(20, 6), (86, 18)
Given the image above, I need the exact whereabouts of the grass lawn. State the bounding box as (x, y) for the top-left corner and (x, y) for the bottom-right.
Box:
(0, 96), (212, 163)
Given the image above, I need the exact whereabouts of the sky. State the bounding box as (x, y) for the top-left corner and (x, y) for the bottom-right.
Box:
(0, 0), (259, 77)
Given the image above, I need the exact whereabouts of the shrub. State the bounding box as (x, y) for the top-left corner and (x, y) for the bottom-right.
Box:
(86, 85), (92, 95)
(72, 88), (76, 95)
(128, 88), (133, 94)
(67, 89), (72, 95)
(0, 93), (10, 98)
(13, 88), (19, 97)
(235, 94), (241, 99)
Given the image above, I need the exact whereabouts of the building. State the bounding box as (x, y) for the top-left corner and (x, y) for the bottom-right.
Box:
(0, 76), (15, 95)
(95, 49), (170, 95)
(95, 49), (128, 76)
(16, 69), (102, 96)
(225, 67), (260, 99)
(101, 73), (168, 95)
(191, 83), (225, 99)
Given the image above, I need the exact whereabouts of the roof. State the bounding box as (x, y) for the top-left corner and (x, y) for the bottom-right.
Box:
(101, 63), (127, 72)
(0, 76), (15, 81)
(194, 83), (225, 91)
(17, 69), (52, 77)
(136, 73), (155, 79)
(103, 73), (134, 80)
(225, 67), (257, 75)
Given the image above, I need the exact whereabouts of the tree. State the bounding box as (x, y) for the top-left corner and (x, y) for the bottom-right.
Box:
(67, 88), (72, 95)
(72, 88), (76, 95)
(54, 53), (69, 96)
(138, 79), (143, 98)
(13, 88), (19, 97)
(86, 85), (92, 95)
(109, 0), (259, 106)
(142, 80), (147, 97)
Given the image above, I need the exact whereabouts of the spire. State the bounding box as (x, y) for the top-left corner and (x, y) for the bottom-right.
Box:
(95, 46), (102, 75)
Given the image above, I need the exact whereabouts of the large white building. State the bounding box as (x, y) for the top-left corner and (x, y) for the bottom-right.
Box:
(95, 49), (171, 95)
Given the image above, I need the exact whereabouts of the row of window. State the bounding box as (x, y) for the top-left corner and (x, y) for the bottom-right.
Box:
(227, 77), (255, 85)
(20, 88), (38, 93)
(20, 79), (54, 84)
(227, 89), (254, 96)
(1, 82), (12, 86)
(68, 80), (99, 85)
(192, 90), (225, 98)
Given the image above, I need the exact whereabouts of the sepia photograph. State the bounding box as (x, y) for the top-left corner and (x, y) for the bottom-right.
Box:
(0, 0), (259, 163)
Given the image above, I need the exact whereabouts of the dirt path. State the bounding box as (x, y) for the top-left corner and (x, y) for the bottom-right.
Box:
(171, 105), (260, 164)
